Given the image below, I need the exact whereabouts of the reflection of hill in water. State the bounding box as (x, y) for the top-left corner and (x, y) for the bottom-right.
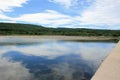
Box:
(3, 51), (93, 80)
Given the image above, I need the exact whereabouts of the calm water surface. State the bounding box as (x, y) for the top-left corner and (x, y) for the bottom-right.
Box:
(0, 38), (116, 80)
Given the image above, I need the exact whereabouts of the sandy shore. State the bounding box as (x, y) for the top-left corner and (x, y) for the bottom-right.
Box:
(0, 35), (119, 41)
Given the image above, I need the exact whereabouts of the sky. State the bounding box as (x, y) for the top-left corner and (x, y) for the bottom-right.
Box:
(0, 0), (120, 29)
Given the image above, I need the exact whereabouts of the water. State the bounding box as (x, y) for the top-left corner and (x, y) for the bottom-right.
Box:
(0, 38), (116, 80)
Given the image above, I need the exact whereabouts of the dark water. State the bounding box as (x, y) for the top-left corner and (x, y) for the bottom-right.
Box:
(0, 38), (116, 80)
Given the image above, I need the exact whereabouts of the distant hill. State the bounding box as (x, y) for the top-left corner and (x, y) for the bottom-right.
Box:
(0, 23), (120, 37)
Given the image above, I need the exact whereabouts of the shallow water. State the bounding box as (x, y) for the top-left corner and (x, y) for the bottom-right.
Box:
(0, 38), (116, 80)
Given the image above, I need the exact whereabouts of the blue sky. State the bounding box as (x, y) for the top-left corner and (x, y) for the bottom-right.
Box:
(0, 0), (120, 29)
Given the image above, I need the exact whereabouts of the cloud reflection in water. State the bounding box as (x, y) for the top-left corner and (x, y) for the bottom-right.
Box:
(0, 40), (116, 80)
(0, 57), (33, 80)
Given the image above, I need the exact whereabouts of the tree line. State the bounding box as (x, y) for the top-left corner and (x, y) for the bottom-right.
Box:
(0, 23), (120, 37)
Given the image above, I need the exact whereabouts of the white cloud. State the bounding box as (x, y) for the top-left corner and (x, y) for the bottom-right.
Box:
(13, 10), (74, 27)
(49, 0), (93, 9)
(0, 0), (120, 29)
(0, 20), (16, 23)
(48, 0), (120, 28)
(49, 0), (72, 8)
(0, 0), (28, 23)
(0, 13), (11, 19)
(79, 0), (120, 25)
(0, 0), (28, 12)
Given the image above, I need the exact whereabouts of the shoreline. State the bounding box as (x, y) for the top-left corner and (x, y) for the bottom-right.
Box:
(91, 41), (120, 80)
(0, 35), (119, 41)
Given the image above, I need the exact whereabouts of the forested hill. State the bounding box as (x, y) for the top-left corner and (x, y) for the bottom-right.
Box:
(0, 23), (120, 37)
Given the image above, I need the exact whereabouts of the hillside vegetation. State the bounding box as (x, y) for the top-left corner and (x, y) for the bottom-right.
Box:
(0, 23), (120, 37)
